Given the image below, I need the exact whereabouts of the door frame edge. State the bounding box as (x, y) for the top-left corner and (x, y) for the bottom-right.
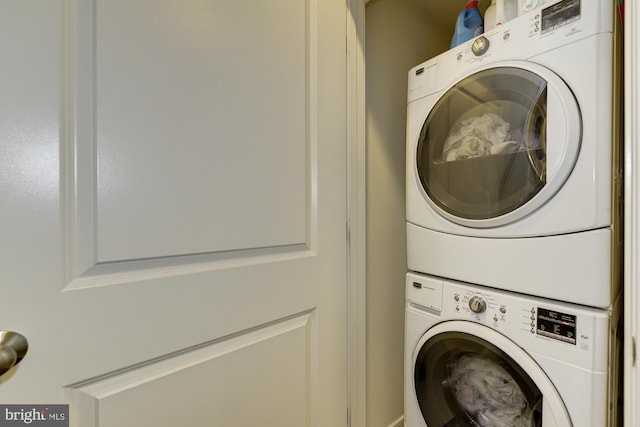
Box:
(625, 1), (640, 426)
(346, 0), (367, 426)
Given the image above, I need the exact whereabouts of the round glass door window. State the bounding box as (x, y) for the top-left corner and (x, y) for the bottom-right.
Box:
(417, 66), (558, 222)
(414, 331), (543, 427)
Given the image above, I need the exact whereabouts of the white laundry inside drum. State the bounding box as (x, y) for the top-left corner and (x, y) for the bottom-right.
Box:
(442, 111), (526, 162)
(442, 113), (523, 161)
(444, 354), (540, 427)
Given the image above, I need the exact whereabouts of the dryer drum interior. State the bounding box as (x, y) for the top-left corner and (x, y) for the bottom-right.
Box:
(414, 331), (543, 427)
(416, 67), (549, 221)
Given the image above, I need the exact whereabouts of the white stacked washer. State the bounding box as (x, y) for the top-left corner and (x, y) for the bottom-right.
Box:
(405, 0), (622, 308)
(405, 272), (622, 427)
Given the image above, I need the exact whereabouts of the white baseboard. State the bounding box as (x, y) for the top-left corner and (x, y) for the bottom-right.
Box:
(387, 415), (404, 427)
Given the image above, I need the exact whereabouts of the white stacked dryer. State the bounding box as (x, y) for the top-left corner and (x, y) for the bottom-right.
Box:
(405, 0), (622, 308)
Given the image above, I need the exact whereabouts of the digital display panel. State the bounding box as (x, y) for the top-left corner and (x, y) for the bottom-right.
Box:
(541, 0), (581, 34)
(536, 308), (576, 344)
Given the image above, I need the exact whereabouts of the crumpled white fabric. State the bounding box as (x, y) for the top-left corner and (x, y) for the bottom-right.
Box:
(442, 113), (523, 161)
(448, 355), (535, 427)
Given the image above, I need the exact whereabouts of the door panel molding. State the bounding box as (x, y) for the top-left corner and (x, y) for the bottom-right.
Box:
(62, 0), (320, 290)
(67, 310), (314, 427)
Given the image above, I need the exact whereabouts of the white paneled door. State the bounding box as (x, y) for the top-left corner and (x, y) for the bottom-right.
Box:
(0, 0), (348, 426)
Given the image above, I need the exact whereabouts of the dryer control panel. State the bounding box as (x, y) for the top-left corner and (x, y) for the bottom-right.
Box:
(408, 0), (612, 103)
(541, 0), (581, 35)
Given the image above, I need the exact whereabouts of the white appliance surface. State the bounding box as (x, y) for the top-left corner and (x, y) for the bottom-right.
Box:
(405, 0), (620, 307)
(405, 272), (621, 427)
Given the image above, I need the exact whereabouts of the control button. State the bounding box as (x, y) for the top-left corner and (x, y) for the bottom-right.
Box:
(454, 295), (460, 302)
(493, 316), (499, 322)
(471, 36), (490, 56)
(468, 296), (487, 314)
(530, 328), (535, 334)
(530, 315), (535, 320)
(500, 307), (506, 314)
(531, 308), (536, 313)
(539, 330), (552, 338)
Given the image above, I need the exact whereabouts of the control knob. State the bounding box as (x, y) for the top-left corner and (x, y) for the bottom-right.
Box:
(468, 295), (487, 314)
(471, 36), (490, 56)
(523, 0), (539, 12)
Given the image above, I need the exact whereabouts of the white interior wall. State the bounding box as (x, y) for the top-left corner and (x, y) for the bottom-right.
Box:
(364, 1), (450, 425)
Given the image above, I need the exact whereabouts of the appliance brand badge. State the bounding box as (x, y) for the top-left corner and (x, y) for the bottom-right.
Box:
(0, 405), (68, 426)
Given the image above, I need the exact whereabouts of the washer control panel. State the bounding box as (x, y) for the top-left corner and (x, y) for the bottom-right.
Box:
(406, 272), (611, 371)
(446, 285), (578, 346)
(449, 288), (509, 327)
(534, 307), (577, 344)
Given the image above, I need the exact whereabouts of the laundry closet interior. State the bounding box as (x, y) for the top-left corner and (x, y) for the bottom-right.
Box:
(366, 2), (490, 425)
(364, 1), (623, 426)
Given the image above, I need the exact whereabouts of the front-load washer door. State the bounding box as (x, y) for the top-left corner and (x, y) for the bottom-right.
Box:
(413, 321), (571, 426)
(415, 61), (581, 228)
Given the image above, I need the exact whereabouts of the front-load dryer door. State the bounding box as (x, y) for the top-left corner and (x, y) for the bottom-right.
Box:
(412, 321), (571, 427)
(415, 61), (581, 228)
